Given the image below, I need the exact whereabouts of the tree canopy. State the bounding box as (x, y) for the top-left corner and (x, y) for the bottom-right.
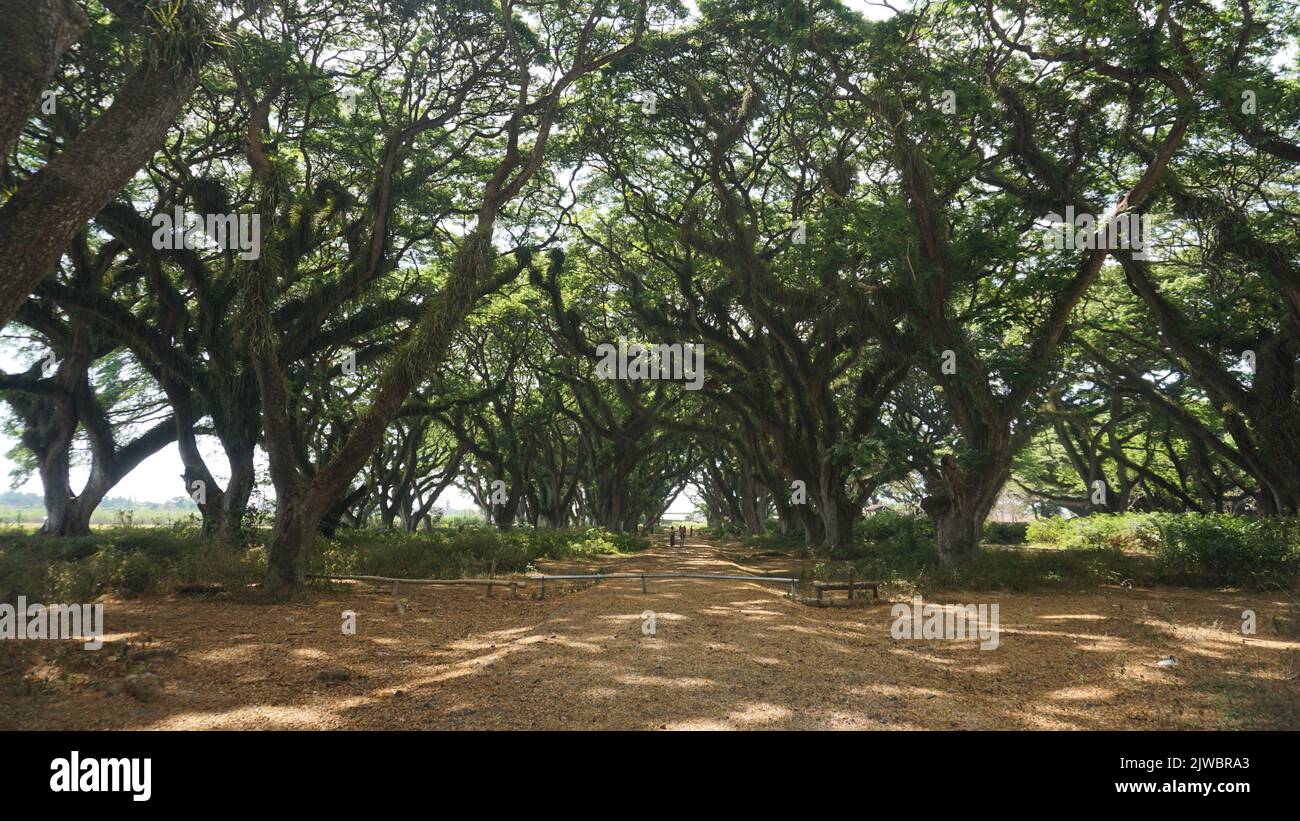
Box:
(1, 0), (1296, 586)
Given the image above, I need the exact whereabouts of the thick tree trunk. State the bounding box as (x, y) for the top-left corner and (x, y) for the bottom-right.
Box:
(769, 488), (793, 536)
(41, 498), (95, 536)
(922, 453), (1008, 563)
(65, 469), (117, 535)
(36, 443), (79, 536)
(0, 0), (88, 155)
(170, 383), (258, 541)
(815, 473), (860, 551)
(265, 495), (321, 591)
(174, 390), (221, 533)
(257, 233), (507, 586)
(491, 471), (522, 530)
(793, 503), (823, 548)
(922, 495), (986, 562)
(0, 56), (203, 329)
(30, 393), (78, 535)
(217, 447), (256, 541)
(39, 497), (83, 536)
(38, 482), (98, 537)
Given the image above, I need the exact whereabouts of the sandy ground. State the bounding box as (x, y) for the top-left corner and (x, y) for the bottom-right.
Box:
(2, 538), (1297, 730)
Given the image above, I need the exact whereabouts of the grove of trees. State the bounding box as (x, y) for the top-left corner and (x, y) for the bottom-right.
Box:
(1, 0), (1296, 587)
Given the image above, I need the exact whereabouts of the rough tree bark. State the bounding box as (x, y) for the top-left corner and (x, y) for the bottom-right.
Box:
(0, 0), (88, 155)
(0, 54), (205, 328)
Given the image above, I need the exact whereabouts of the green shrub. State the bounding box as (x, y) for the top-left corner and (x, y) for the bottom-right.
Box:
(311, 526), (646, 581)
(1023, 513), (1299, 589)
(42, 559), (98, 602)
(0, 527), (262, 601)
(1025, 513), (1159, 551)
(566, 531), (619, 556)
(1025, 516), (1069, 545)
(1150, 514), (1300, 588)
(175, 542), (266, 590)
(100, 549), (162, 598)
(603, 529), (651, 554)
(561, 528), (648, 556)
(830, 540), (875, 560)
(855, 510), (931, 543)
(742, 532), (806, 552)
(846, 538), (1147, 593)
(710, 521), (747, 538)
(314, 530), (505, 579)
(983, 521), (1028, 544)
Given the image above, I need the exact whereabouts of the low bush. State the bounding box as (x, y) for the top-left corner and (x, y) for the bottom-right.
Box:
(710, 521), (748, 538)
(312, 526), (648, 580)
(983, 520), (1029, 544)
(1024, 512), (1300, 589)
(1150, 514), (1300, 588)
(846, 537), (1147, 593)
(1025, 513), (1160, 552)
(741, 532), (807, 553)
(0, 527), (243, 602)
(855, 510), (931, 543)
(0, 524), (648, 603)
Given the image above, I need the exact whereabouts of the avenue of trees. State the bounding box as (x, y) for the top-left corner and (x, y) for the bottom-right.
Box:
(1, 0), (1296, 587)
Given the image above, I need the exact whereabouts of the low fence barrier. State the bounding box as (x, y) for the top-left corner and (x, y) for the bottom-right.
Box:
(309, 571), (800, 600)
(527, 572), (799, 599)
(307, 573), (527, 599)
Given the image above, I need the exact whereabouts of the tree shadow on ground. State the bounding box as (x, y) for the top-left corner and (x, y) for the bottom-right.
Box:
(2, 540), (1296, 730)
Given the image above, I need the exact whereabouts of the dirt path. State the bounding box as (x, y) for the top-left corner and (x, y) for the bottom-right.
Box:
(3, 538), (1297, 729)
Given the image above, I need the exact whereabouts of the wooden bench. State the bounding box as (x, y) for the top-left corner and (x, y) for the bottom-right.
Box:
(814, 577), (879, 603)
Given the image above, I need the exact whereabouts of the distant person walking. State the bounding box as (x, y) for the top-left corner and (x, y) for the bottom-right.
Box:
(679, 525), (687, 545)
(669, 529), (676, 548)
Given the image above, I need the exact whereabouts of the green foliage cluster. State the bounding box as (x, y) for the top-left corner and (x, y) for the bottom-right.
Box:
(313, 526), (647, 580)
(0, 525), (650, 603)
(756, 511), (1297, 591)
(139, 0), (225, 72)
(0, 527), (263, 602)
(982, 521), (1029, 545)
(1150, 515), (1300, 589)
(1027, 513), (1300, 588)
(1026, 514), (1162, 551)
(741, 531), (806, 552)
(844, 539), (1143, 594)
(855, 510), (932, 544)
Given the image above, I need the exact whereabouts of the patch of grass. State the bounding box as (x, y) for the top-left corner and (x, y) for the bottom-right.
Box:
(842, 538), (1149, 594)
(174, 542), (267, 592)
(1026, 513), (1300, 589)
(1150, 515), (1300, 589)
(0, 526), (261, 602)
(709, 522), (750, 539)
(0, 524), (651, 603)
(315, 529), (526, 579)
(741, 532), (807, 553)
(311, 526), (647, 581)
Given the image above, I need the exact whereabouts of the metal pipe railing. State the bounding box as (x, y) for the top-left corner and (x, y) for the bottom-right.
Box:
(529, 571), (800, 599)
(311, 571), (801, 600)
(307, 573), (526, 599)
